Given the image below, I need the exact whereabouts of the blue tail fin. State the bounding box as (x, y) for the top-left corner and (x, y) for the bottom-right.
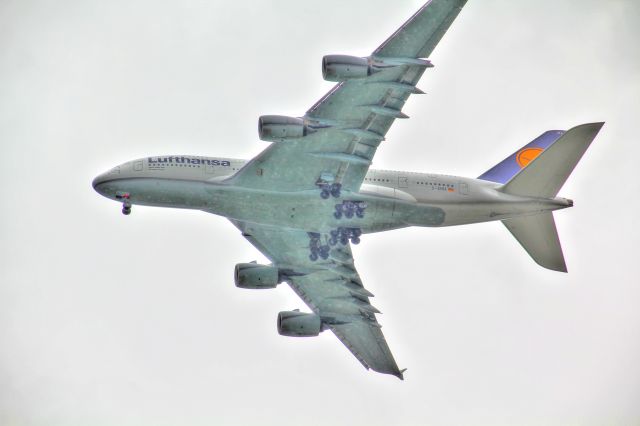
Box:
(478, 130), (565, 184)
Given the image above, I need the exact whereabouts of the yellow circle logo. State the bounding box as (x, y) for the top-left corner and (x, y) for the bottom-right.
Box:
(516, 147), (543, 168)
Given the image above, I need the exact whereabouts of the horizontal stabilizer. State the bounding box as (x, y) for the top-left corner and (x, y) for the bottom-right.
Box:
(502, 212), (567, 272)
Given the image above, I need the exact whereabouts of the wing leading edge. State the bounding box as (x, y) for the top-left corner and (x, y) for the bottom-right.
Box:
(227, 0), (468, 194)
(375, 0), (468, 59)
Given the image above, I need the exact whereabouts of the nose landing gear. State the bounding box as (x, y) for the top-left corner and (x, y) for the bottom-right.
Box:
(116, 192), (132, 215)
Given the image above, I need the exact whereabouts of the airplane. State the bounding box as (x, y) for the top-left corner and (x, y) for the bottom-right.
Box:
(92, 0), (603, 380)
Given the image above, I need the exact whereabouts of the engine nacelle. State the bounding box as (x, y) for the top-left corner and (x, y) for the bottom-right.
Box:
(277, 311), (323, 337)
(322, 55), (372, 82)
(258, 115), (308, 142)
(234, 263), (280, 289)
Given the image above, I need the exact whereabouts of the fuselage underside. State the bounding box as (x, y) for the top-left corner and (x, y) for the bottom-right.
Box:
(92, 155), (572, 234)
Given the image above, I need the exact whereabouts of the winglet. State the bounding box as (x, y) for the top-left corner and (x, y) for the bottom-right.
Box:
(395, 368), (408, 380)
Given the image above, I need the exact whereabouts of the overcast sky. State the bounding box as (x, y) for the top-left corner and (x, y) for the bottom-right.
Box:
(1, 0), (639, 425)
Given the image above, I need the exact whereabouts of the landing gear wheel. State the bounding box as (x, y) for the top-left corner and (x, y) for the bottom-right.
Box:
(350, 236), (361, 245)
(122, 197), (132, 215)
(334, 211), (342, 219)
(330, 183), (342, 198)
(345, 209), (354, 219)
(319, 248), (330, 260)
(320, 189), (330, 199)
(309, 252), (318, 261)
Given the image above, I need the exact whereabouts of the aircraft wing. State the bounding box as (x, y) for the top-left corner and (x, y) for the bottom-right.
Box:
(228, 0), (467, 193)
(230, 219), (405, 379)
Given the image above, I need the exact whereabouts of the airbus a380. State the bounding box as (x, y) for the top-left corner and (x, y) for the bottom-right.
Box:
(93, 0), (603, 379)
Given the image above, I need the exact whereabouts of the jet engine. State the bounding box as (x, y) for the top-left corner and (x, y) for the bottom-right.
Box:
(322, 55), (373, 82)
(322, 55), (434, 82)
(277, 311), (323, 337)
(258, 115), (309, 142)
(234, 263), (280, 289)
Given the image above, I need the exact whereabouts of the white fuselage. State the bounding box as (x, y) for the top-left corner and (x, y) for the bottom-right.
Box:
(92, 155), (571, 234)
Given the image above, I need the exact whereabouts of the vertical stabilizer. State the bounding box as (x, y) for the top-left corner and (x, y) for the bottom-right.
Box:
(479, 130), (565, 184)
(500, 123), (604, 198)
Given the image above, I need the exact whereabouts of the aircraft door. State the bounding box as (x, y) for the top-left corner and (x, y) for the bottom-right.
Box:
(459, 182), (469, 195)
(205, 164), (216, 176)
(398, 176), (408, 188)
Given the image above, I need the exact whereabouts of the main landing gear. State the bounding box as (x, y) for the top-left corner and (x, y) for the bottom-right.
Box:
(318, 182), (342, 199)
(329, 227), (361, 246)
(316, 172), (342, 199)
(307, 228), (362, 262)
(308, 232), (330, 261)
(116, 192), (132, 215)
(334, 201), (367, 219)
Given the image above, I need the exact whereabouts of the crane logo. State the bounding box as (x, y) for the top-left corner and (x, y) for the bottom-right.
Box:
(516, 147), (544, 168)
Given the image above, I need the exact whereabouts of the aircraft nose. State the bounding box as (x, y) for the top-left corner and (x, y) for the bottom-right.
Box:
(92, 173), (106, 192)
(92, 165), (121, 194)
(92, 174), (101, 190)
(92, 170), (117, 196)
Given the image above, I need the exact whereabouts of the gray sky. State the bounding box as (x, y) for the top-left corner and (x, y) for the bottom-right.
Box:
(1, 0), (639, 425)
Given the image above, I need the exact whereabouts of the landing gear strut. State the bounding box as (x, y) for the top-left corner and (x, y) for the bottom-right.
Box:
(316, 173), (342, 199)
(308, 232), (330, 261)
(330, 183), (342, 198)
(116, 192), (132, 215)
